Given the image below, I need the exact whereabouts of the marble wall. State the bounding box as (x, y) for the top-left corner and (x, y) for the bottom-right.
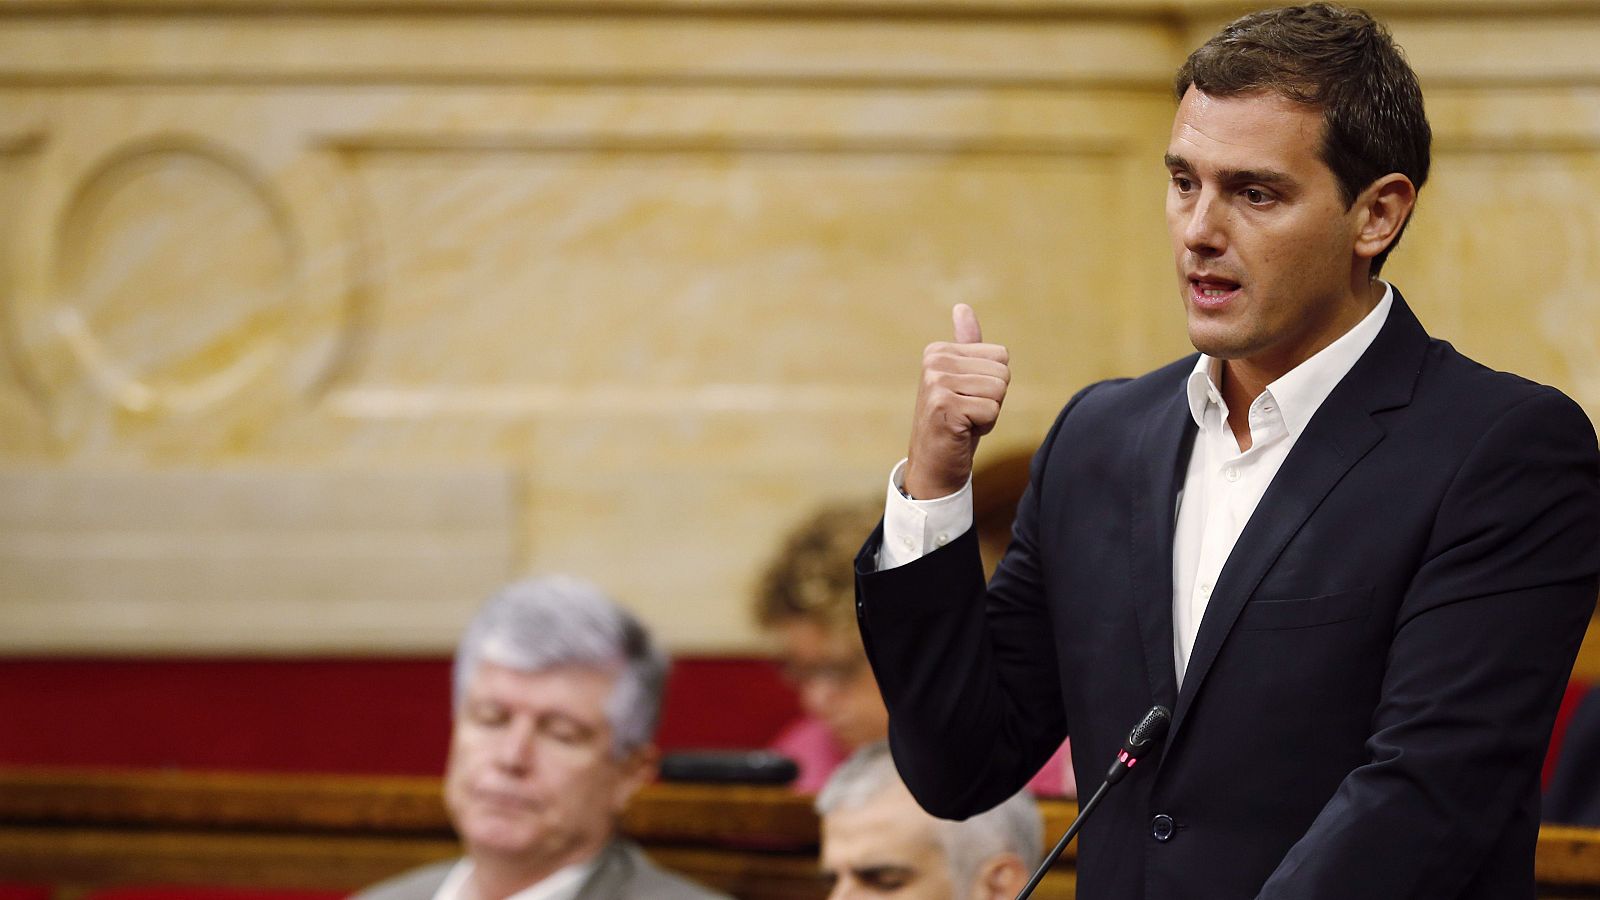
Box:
(1, 0), (1596, 654)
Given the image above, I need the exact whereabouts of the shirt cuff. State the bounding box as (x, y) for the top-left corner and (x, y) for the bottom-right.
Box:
(875, 458), (975, 571)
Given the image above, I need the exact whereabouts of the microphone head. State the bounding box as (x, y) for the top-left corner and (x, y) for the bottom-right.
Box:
(1125, 705), (1171, 751)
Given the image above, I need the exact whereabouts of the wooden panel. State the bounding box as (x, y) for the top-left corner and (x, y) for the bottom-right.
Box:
(0, 769), (1596, 898)
(0, 769), (452, 832)
(0, 829), (460, 892)
(1571, 614), (1600, 685)
(0, 770), (961, 898)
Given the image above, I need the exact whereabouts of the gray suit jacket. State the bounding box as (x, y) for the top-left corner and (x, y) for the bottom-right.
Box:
(351, 839), (731, 900)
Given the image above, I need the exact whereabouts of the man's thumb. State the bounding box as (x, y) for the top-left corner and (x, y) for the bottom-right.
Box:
(952, 303), (983, 344)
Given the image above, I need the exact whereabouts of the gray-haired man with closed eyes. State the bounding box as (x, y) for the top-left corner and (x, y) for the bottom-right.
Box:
(354, 576), (731, 900)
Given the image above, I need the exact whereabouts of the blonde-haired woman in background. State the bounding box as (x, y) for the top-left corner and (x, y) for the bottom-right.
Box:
(755, 490), (1072, 797)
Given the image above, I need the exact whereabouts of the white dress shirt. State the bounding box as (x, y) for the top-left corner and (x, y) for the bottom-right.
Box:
(431, 856), (599, 900)
(878, 284), (1394, 687)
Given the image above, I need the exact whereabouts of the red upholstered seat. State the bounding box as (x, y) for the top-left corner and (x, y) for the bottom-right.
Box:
(0, 884), (53, 900)
(1546, 679), (1594, 790)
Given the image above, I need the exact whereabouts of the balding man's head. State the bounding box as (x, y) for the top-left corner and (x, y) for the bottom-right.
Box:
(816, 743), (1043, 900)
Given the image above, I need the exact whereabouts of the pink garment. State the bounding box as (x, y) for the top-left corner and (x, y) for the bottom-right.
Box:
(1029, 737), (1077, 799)
(769, 715), (1076, 799)
(770, 716), (851, 794)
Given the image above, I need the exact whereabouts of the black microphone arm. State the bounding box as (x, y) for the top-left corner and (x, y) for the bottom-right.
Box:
(1014, 705), (1171, 900)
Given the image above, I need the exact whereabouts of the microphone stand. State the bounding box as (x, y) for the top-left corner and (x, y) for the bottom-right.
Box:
(1014, 705), (1171, 900)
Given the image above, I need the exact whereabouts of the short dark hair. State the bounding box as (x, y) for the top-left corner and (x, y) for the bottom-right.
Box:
(1174, 3), (1431, 276)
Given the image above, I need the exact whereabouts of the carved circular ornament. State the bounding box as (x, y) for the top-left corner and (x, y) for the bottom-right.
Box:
(38, 138), (301, 416)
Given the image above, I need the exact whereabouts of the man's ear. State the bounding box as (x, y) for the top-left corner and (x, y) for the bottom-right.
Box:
(970, 853), (1029, 900)
(610, 742), (659, 813)
(1353, 172), (1417, 265)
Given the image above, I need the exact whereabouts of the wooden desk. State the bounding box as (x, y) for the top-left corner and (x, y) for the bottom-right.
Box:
(0, 769), (1596, 899)
(2, 769), (826, 899)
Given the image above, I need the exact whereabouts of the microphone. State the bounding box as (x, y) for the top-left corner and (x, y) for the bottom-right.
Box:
(1014, 705), (1171, 900)
(1105, 704), (1171, 785)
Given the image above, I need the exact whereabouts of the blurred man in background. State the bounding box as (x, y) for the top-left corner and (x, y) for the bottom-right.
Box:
(354, 576), (729, 900)
(816, 741), (1043, 900)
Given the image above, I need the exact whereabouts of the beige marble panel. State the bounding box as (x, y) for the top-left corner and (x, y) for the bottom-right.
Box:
(0, 2), (1594, 653)
(0, 15), (1177, 87)
(306, 89), (1174, 649)
(0, 92), (373, 458)
(1389, 154), (1600, 409)
(1391, 15), (1600, 85)
(41, 140), (296, 415)
(0, 135), (57, 456)
(519, 464), (890, 653)
(1385, 87), (1600, 419)
(338, 127), (1130, 408)
(0, 469), (519, 653)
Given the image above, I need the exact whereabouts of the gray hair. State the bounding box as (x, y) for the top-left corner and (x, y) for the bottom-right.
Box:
(816, 742), (1044, 890)
(452, 575), (670, 757)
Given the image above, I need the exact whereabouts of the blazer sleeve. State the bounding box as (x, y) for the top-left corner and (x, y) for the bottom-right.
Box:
(853, 383), (1100, 819)
(1257, 386), (1600, 899)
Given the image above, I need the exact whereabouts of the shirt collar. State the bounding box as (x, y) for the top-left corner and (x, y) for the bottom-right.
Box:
(1185, 282), (1394, 437)
(432, 859), (474, 900)
(1185, 356), (1222, 428)
(433, 853), (602, 900)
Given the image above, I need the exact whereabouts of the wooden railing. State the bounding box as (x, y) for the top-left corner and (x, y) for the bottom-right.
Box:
(1, 769), (1598, 899)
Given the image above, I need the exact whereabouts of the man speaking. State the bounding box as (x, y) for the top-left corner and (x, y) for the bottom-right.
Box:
(854, 4), (1600, 899)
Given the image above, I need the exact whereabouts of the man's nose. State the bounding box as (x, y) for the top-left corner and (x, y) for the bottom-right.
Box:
(1183, 190), (1227, 257)
(493, 716), (537, 773)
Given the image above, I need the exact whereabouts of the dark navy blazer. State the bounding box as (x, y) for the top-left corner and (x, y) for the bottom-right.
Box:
(856, 292), (1600, 900)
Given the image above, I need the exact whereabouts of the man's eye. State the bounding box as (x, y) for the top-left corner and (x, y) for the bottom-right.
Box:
(1243, 188), (1272, 204)
(540, 714), (597, 745)
(1171, 175), (1194, 193)
(468, 703), (509, 726)
(857, 868), (914, 892)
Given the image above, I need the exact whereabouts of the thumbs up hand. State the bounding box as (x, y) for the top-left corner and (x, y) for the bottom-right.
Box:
(903, 303), (1011, 500)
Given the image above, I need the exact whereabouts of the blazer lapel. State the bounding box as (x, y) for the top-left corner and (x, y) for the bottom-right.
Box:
(1128, 375), (1197, 712)
(574, 839), (632, 899)
(1166, 291), (1430, 746)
